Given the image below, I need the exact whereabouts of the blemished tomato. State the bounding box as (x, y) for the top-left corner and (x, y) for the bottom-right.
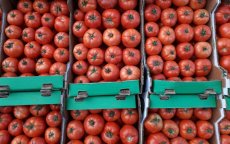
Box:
(45, 127), (61, 144)
(87, 65), (102, 82)
(84, 10), (102, 28)
(145, 37), (162, 55)
(121, 109), (138, 125)
(103, 109), (120, 122)
(121, 10), (140, 29)
(102, 9), (120, 28)
(163, 61), (180, 78)
(161, 45), (176, 61)
(194, 42), (212, 58)
(219, 23), (230, 39)
(218, 38), (230, 56)
(1, 72), (17, 77)
(29, 105), (50, 117)
(189, 0), (206, 10)
(73, 21), (88, 38)
(33, 0), (49, 14)
(46, 111), (62, 127)
(119, 0), (137, 10)
(54, 48), (69, 63)
(146, 132), (170, 144)
(84, 135), (102, 144)
(123, 48), (140, 66)
(103, 28), (121, 46)
(72, 60), (88, 75)
(0, 107), (13, 114)
(215, 5), (230, 25)
(7, 10), (24, 26)
(145, 4), (161, 22)
(105, 46), (122, 64)
(17, 0), (33, 13)
(172, 0), (189, 7)
(18, 58), (35, 74)
(163, 120), (179, 138)
(102, 64), (120, 81)
(22, 27), (35, 43)
(220, 56), (230, 73)
(11, 135), (30, 144)
(24, 12), (41, 29)
(122, 29), (141, 48)
(0, 130), (10, 144)
(177, 6), (194, 24)
(120, 66), (140, 81)
(0, 114), (12, 130)
(176, 42), (194, 60)
(193, 9), (210, 25)
(97, 0), (117, 9)
(156, 0), (172, 9)
(179, 120), (197, 140)
(176, 108), (193, 120)
(13, 106), (30, 120)
(35, 58), (52, 74)
(83, 28), (102, 48)
(158, 26), (175, 45)
(170, 137), (188, 144)
(219, 119), (230, 135)
(196, 120), (214, 139)
(24, 41), (41, 59)
(55, 15), (69, 32)
(2, 57), (18, 73)
(120, 125), (138, 144)
(84, 114), (105, 135)
(78, 0), (97, 12)
(71, 110), (89, 121)
(5, 25), (22, 39)
(144, 113), (163, 133)
(23, 117), (46, 137)
(35, 26), (54, 45)
(74, 9), (84, 21)
(101, 122), (120, 144)
(67, 120), (84, 140)
(175, 24), (194, 42)
(195, 59), (212, 76)
(41, 13), (55, 28)
(54, 32), (69, 48)
(87, 48), (104, 66)
(8, 119), (23, 136)
(73, 44), (88, 61)
(50, 1), (69, 16)
(41, 44), (55, 59)
(189, 138), (209, 144)
(159, 108), (176, 120)
(161, 8), (177, 27)
(145, 22), (159, 37)
(194, 25), (211, 42)
(29, 137), (46, 144)
(4, 39), (24, 58)
(147, 55), (164, 75)
(179, 60), (195, 77)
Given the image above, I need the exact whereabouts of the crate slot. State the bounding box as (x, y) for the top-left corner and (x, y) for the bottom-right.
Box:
(40, 84), (53, 96)
(0, 85), (9, 98)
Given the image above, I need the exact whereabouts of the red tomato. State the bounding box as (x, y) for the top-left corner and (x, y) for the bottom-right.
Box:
(179, 60), (195, 77)
(54, 32), (69, 48)
(220, 56), (230, 73)
(102, 64), (120, 81)
(22, 27), (35, 43)
(0, 114), (12, 130)
(123, 48), (140, 66)
(87, 65), (102, 82)
(119, 0), (137, 10)
(195, 59), (212, 76)
(7, 10), (24, 26)
(17, 0), (33, 13)
(33, 0), (49, 14)
(5, 25), (22, 39)
(73, 44), (88, 61)
(72, 60), (88, 75)
(145, 22), (159, 37)
(101, 122), (120, 144)
(0, 107), (13, 114)
(219, 119), (230, 135)
(74, 9), (84, 21)
(219, 23), (230, 39)
(24, 12), (41, 29)
(152, 73), (166, 80)
(29, 137), (46, 144)
(121, 109), (138, 125)
(13, 106), (30, 120)
(74, 76), (90, 83)
(121, 10), (140, 29)
(122, 29), (141, 48)
(163, 120), (179, 138)
(158, 26), (175, 45)
(23, 117), (46, 137)
(83, 28), (102, 48)
(176, 42), (194, 60)
(55, 15), (69, 32)
(35, 26), (54, 45)
(196, 120), (214, 139)
(53, 48), (69, 63)
(120, 125), (138, 144)
(161, 8), (177, 27)
(146, 133), (170, 144)
(78, 0), (97, 12)
(73, 21), (88, 38)
(161, 45), (176, 61)
(145, 4), (161, 22)
(2, 57), (18, 73)
(170, 137), (188, 144)
(50, 1), (69, 16)
(89, 110), (102, 114)
(3, 39), (24, 58)
(172, 0), (189, 7)
(218, 38), (230, 56)
(159, 108), (176, 120)
(194, 42), (212, 58)
(84, 135), (102, 144)
(0, 130), (10, 144)
(105, 46), (122, 64)
(103, 28), (121, 46)
(11, 135), (29, 144)
(120, 66), (140, 81)
(70, 110), (89, 121)
(102, 9), (120, 28)
(163, 61), (180, 78)
(176, 108), (193, 120)
(156, 0), (172, 9)
(177, 6), (194, 24)
(67, 120), (84, 140)
(87, 48), (104, 66)
(179, 120), (197, 140)
(84, 114), (105, 135)
(41, 44), (55, 59)
(46, 111), (62, 127)
(175, 24), (194, 42)
(144, 113), (163, 133)
(84, 10), (101, 28)
(50, 105), (60, 111)
(35, 58), (52, 74)
(45, 127), (61, 144)
(147, 55), (164, 75)
(189, 138), (209, 144)
(18, 58), (35, 74)
(103, 109), (120, 122)
(145, 37), (162, 55)
(97, 0), (117, 9)
(215, 5), (230, 25)
(1, 72), (17, 77)
(193, 9), (209, 25)
(194, 25), (211, 42)
(29, 105), (50, 117)
(41, 13), (55, 28)
(24, 41), (41, 59)
(8, 119), (23, 136)
(189, 0), (206, 10)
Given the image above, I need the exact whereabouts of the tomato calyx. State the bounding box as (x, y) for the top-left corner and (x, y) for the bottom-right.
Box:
(68, 127), (75, 133)
(128, 51), (135, 57)
(151, 8), (157, 15)
(206, 128), (213, 134)
(105, 131), (114, 138)
(5, 42), (14, 49)
(168, 128), (175, 134)
(88, 33), (96, 40)
(109, 111), (115, 118)
(37, 3), (44, 9)
(108, 33), (114, 38)
(166, 108), (174, 113)
(76, 63), (83, 69)
(23, 2), (30, 8)
(169, 13), (175, 19)
(147, 26), (153, 32)
(73, 110), (81, 117)
(128, 14), (134, 21)
(184, 10), (190, 16)
(104, 68), (112, 73)
(152, 41), (158, 46)
(10, 12), (16, 18)
(81, 0), (89, 7)
(28, 15), (35, 20)
(48, 131), (55, 138)
(32, 105), (43, 115)
(200, 28), (207, 36)
(53, 115), (59, 122)
(89, 119), (95, 126)
(44, 17), (50, 22)
(25, 123), (35, 130)
(75, 23), (83, 30)
(22, 60), (28, 65)
(200, 12), (207, 18)
(55, 6), (62, 14)
(184, 28), (189, 33)
(153, 60), (161, 66)
(184, 45), (191, 52)
(186, 127), (193, 134)
(184, 65), (191, 71)
(125, 68), (133, 75)
(89, 14), (97, 21)
(150, 117), (160, 124)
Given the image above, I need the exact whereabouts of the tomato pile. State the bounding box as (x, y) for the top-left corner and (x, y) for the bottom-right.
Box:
(145, 108), (214, 143)
(145, 0), (212, 81)
(215, 3), (230, 75)
(2, 0), (70, 77)
(72, 0), (141, 83)
(66, 109), (139, 144)
(0, 105), (62, 144)
(219, 110), (230, 144)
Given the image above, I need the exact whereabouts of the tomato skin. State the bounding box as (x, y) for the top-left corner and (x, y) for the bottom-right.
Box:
(158, 26), (175, 45)
(161, 45), (176, 61)
(54, 15), (69, 32)
(194, 42), (212, 58)
(219, 119), (230, 135)
(13, 106), (30, 120)
(144, 113), (163, 133)
(145, 4), (161, 22)
(74, 9), (84, 21)
(87, 65), (102, 82)
(145, 22), (159, 37)
(41, 13), (55, 28)
(170, 137), (188, 144)
(163, 120), (179, 138)
(189, 0), (206, 10)
(4, 39), (24, 58)
(41, 44), (55, 59)
(102, 9), (120, 28)
(221, 135), (230, 144)
(46, 111), (62, 127)
(121, 10), (140, 29)
(163, 61), (180, 78)
(33, 0), (49, 14)
(218, 38), (230, 56)
(176, 42), (194, 60)
(147, 55), (164, 75)
(103, 109), (120, 122)
(172, 0), (189, 7)
(54, 32), (69, 48)
(17, 0), (33, 13)
(105, 46), (122, 64)
(78, 0), (97, 12)
(159, 108), (176, 120)
(44, 127), (61, 144)
(0, 114), (12, 130)
(101, 122), (120, 144)
(189, 138), (209, 144)
(50, 1), (69, 16)
(7, 10), (24, 26)
(161, 8), (177, 27)
(29, 105), (50, 117)
(195, 59), (212, 77)
(193, 9), (209, 25)
(83, 28), (102, 48)
(175, 24), (194, 42)
(73, 44), (88, 61)
(146, 132), (170, 144)
(123, 48), (140, 66)
(220, 56), (230, 73)
(2, 57), (18, 73)
(67, 140), (84, 144)
(97, 0), (117, 9)
(0, 130), (10, 144)
(219, 23), (230, 39)
(24, 12), (41, 29)
(196, 120), (214, 139)
(72, 60), (88, 75)
(84, 114), (105, 135)
(29, 137), (46, 144)
(18, 58), (35, 74)
(73, 21), (88, 38)
(145, 37), (162, 55)
(176, 108), (193, 120)
(102, 64), (120, 81)
(22, 27), (35, 43)
(11, 135), (30, 144)
(215, 5), (230, 25)
(35, 26), (54, 45)
(24, 41), (41, 59)
(122, 29), (141, 48)
(23, 117), (46, 137)
(89, 110), (102, 114)
(49, 62), (66, 75)
(179, 120), (197, 140)
(156, 0), (172, 9)
(0, 107), (13, 114)
(53, 48), (69, 63)
(84, 135), (102, 144)
(35, 58), (52, 74)
(120, 125), (138, 144)
(103, 29), (121, 46)
(71, 110), (89, 121)
(194, 25), (211, 42)
(194, 108), (212, 120)
(8, 119), (23, 136)
(119, 0), (137, 10)
(179, 60), (195, 77)
(1, 72), (17, 77)
(84, 10), (101, 28)
(177, 6), (194, 24)
(5, 25), (22, 39)
(120, 66), (140, 81)
(121, 109), (138, 125)
(67, 120), (84, 140)
(87, 48), (104, 66)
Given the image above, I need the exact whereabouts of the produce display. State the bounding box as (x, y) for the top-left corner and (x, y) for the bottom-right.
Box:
(145, 0), (212, 81)
(72, 0), (141, 83)
(145, 108), (214, 144)
(1, 0), (69, 77)
(66, 109), (139, 144)
(0, 105), (62, 144)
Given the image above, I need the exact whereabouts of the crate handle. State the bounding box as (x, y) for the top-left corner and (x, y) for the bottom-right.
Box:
(40, 84), (53, 96)
(115, 89), (130, 100)
(159, 89), (175, 100)
(75, 91), (88, 102)
(0, 85), (9, 98)
(198, 89), (216, 100)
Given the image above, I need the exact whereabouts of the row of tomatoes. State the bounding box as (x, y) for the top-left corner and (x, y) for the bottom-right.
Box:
(145, 108), (214, 144)
(219, 110), (230, 144)
(0, 105), (62, 144)
(1, 0), (70, 77)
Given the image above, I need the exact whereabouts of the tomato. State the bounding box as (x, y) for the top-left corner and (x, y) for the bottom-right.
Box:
(17, 0), (33, 13)
(49, 62), (66, 75)
(1, 72), (17, 77)
(24, 12), (41, 28)
(222, 135), (230, 144)
(7, 10), (24, 26)
(161, 8), (177, 27)
(196, 120), (214, 139)
(83, 28), (102, 48)
(22, 27), (35, 43)
(172, 0), (189, 6)
(102, 9), (120, 28)
(73, 21), (88, 38)
(168, 77), (182, 81)
(158, 26), (175, 45)
(2, 57), (18, 73)
(70, 110), (89, 121)
(102, 109), (120, 122)
(67, 120), (84, 140)
(74, 9), (84, 21)
(161, 45), (176, 61)
(87, 48), (104, 66)
(193, 9), (209, 25)
(176, 42), (194, 60)
(29, 105), (50, 117)
(122, 29), (141, 48)
(177, 6), (194, 24)
(219, 23), (230, 39)
(8, 119), (23, 136)
(145, 37), (162, 55)
(145, 4), (161, 22)
(41, 13), (55, 28)
(84, 114), (105, 135)
(45, 127), (61, 144)
(33, 0), (49, 14)
(179, 60), (195, 77)
(35, 58), (52, 74)
(24, 41), (41, 59)
(41, 44), (55, 59)
(103, 28), (121, 46)
(84, 135), (102, 144)
(97, 0), (117, 9)
(194, 108), (212, 120)
(87, 65), (102, 82)
(147, 55), (164, 75)
(195, 59), (212, 76)
(179, 120), (197, 140)
(123, 48), (140, 66)
(89, 109), (102, 114)
(220, 56), (230, 73)
(5, 25), (22, 39)
(146, 132), (170, 144)
(215, 5), (230, 25)
(163, 120), (179, 138)
(78, 0), (97, 12)
(67, 140), (84, 144)
(0, 130), (10, 144)
(53, 48), (69, 63)
(144, 113), (163, 133)
(84, 10), (101, 28)
(101, 122), (120, 144)
(102, 64), (120, 81)
(194, 25), (211, 42)
(46, 111), (62, 127)
(54, 15), (69, 32)
(159, 108), (176, 120)
(13, 106), (30, 120)
(189, 138), (209, 144)
(176, 108), (193, 120)
(175, 24), (194, 42)
(220, 119), (230, 135)
(29, 137), (46, 144)
(18, 58), (35, 74)
(0, 107), (13, 114)
(218, 38), (230, 56)
(119, 0), (137, 10)
(120, 66), (140, 81)
(74, 76), (90, 83)
(163, 61), (180, 78)
(35, 26), (54, 45)
(120, 109), (138, 125)
(121, 10), (140, 29)
(145, 22), (159, 37)
(0, 114), (12, 130)
(54, 32), (69, 48)
(23, 117), (46, 137)
(73, 44), (88, 60)
(11, 135), (29, 144)
(50, 105), (60, 111)
(156, 0), (172, 9)
(189, 0), (206, 10)
(105, 46), (122, 64)
(72, 60), (88, 75)
(120, 125), (138, 144)
(170, 137), (188, 144)
(194, 42), (212, 58)
(50, 1), (69, 16)
(3, 39), (24, 58)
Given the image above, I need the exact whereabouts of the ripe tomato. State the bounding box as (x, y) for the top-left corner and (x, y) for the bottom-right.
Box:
(194, 25), (211, 42)
(87, 48), (104, 66)
(0, 114), (12, 130)
(161, 45), (176, 61)
(70, 110), (89, 121)
(195, 59), (212, 76)
(176, 108), (193, 120)
(54, 48), (69, 63)
(122, 29), (141, 48)
(1, 72), (17, 77)
(72, 60), (88, 75)
(159, 108), (176, 120)
(7, 10), (24, 26)
(105, 46), (122, 64)
(147, 55), (164, 75)
(102, 9), (120, 28)
(219, 23), (230, 39)
(219, 119), (230, 135)
(0, 130), (10, 144)
(176, 42), (194, 60)
(24, 12), (41, 28)
(84, 10), (101, 28)
(172, 0), (189, 6)
(194, 42), (212, 58)
(46, 111), (62, 127)
(50, 105), (60, 111)
(189, 138), (209, 144)
(144, 113), (163, 133)
(189, 0), (206, 10)
(87, 65), (102, 82)
(119, 0), (137, 10)
(74, 9), (84, 21)
(67, 120), (84, 140)
(121, 10), (140, 29)
(120, 66), (140, 81)
(41, 13), (55, 28)
(18, 58), (35, 74)
(54, 32), (69, 48)
(23, 117), (46, 137)
(41, 44), (55, 59)
(22, 27), (35, 43)
(123, 48), (140, 66)
(161, 8), (177, 27)
(103, 109), (120, 122)
(145, 37), (162, 55)
(120, 125), (138, 144)
(121, 109), (138, 125)
(193, 9), (209, 25)
(220, 56), (230, 73)
(35, 58), (52, 74)
(179, 120), (197, 140)
(103, 28), (121, 46)
(101, 122), (120, 144)
(170, 137), (188, 144)
(145, 4), (161, 22)
(222, 135), (230, 144)
(175, 24), (194, 42)
(218, 38), (230, 56)
(0, 107), (13, 114)
(196, 120), (214, 139)
(102, 64), (120, 81)
(11, 135), (29, 144)
(24, 41), (41, 59)
(29, 105), (50, 117)
(84, 135), (102, 144)
(177, 6), (194, 24)
(73, 21), (88, 38)
(29, 137), (46, 144)
(2, 57), (18, 73)
(50, 1), (69, 16)
(83, 28), (102, 48)
(78, 0), (97, 12)
(4, 39), (24, 58)
(5, 25), (22, 39)
(163, 61), (180, 78)
(17, 0), (33, 13)
(55, 15), (69, 32)
(156, 0), (172, 9)
(74, 75), (89, 83)
(97, 0), (117, 9)
(33, 0), (49, 14)
(8, 119), (23, 136)
(158, 26), (175, 45)
(215, 5), (230, 25)
(84, 114), (105, 135)
(13, 106), (30, 120)
(45, 127), (61, 144)
(35, 26), (54, 45)
(146, 132), (170, 144)
(145, 22), (159, 37)
(163, 120), (179, 138)
(73, 44), (88, 60)
(179, 60), (195, 77)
